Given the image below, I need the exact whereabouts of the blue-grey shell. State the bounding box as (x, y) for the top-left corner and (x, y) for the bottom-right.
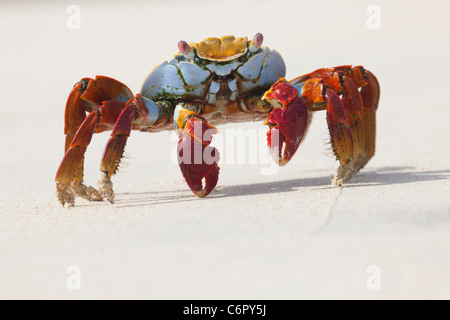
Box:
(140, 46), (286, 101)
(140, 60), (212, 100)
(236, 47), (286, 93)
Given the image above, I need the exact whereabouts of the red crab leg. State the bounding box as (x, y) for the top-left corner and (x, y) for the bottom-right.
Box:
(55, 100), (127, 206)
(64, 78), (90, 187)
(100, 105), (135, 177)
(98, 93), (172, 203)
(262, 79), (310, 166)
(176, 107), (220, 197)
(78, 75), (134, 106)
(325, 89), (355, 167)
(98, 101), (140, 204)
(359, 69), (380, 162)
(341, 76), (365, 160)
(299, 76), (361, 184)
(62, 76), (134, 198)
(65, 78), (89, 151)
(292, 66), (380, 185)
(314, 66), (380, 163)
(57, 110), (101, 188)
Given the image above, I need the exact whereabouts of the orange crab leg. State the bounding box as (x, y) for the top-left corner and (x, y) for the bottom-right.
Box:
(56, 101), (127, 188)
(94, 103), (138, 204)
(100, 94), (155, 178)
(62, 76), (134, 187)
(64, 79), (90, 152)
(56, 101), (128, 207)
(57, 76), (136, 205)
(360, 70), (380, 161)
(326, 89), (354, 165)
(64, 79), (90, 186)
(341, 76), (365, 160)
(64, 76), (134, 148)
(100, 103), (136, 177)
(57, 111), (100, 188)
(302, 78), (363, 184)
(292, 65), (363, 90)
(79, 75), (134, 106)
(291, 65), (380, 185)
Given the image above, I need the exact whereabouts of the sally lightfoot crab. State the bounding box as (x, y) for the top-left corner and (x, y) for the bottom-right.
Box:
(55, 33), (380, 206)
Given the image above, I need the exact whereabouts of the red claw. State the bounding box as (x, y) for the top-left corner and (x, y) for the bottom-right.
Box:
(263, 79), (309, 166)
(177, 118), (220, 197)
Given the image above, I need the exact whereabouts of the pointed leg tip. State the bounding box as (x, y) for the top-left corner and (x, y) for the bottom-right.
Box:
(98, 172), (115, 204)
(90, 193), (104, 202)
(333, 156), (368, 186)
(72, 182), (103, 202)
(85, 186), (103, 201)
(332, 178), (343, 186)
(56, 184), (75, 207)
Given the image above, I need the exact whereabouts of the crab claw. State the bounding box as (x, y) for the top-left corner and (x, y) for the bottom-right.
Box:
(177, 117), (220, 197)
(263, 79), (309, 166)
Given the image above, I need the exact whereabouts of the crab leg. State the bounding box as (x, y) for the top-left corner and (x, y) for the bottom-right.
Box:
(175, 105), (220, 197)
(57, 75), (167, 206)
(61, 76), (134, 200)
(55, 100), (128, 205)
(325, 89), (357, 184)
(359, 69), (380, 163)
(341, 76), (365, 162)
(97, 102), (138, 204)
(98, 93), (172, 203)
(64, 79), (90, 190)
(303, 66), (380, 165)
(298, 76), (365, 184)
(290, 66), (380, 185)
(65, 79), (89, 151)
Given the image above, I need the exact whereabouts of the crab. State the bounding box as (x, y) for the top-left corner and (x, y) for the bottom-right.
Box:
(55, 33), (380, 206)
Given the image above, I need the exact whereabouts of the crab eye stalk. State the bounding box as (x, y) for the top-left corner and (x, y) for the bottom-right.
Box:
(249, 33), (263, 53)
(254, 33), (263, 47)
(178, 40), (190, 55)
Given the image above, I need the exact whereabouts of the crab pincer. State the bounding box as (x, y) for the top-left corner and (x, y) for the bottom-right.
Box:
(177, 117), (220, 197)
(262, 79), (309, 166)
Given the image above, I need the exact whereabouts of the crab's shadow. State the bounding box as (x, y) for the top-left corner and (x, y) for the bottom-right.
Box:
(112, 166), (450, 208)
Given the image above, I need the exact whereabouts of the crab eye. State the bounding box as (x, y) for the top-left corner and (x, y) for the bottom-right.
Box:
(249, 33), (263, 53)
(178, 40), (190, 55)
(253, 33), (263, 47)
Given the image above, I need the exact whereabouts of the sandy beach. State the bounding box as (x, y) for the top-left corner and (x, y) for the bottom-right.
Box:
(0, 1), (449, 299)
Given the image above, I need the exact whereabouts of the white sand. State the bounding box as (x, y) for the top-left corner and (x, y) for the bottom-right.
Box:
(0, 1), (449, 299)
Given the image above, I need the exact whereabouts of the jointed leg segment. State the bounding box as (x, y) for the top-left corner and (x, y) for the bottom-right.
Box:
(98, 103), (138, 203)
(55, 76), (154, 206)
(56, 101), (129, 205)
(290, 65), (380, 185)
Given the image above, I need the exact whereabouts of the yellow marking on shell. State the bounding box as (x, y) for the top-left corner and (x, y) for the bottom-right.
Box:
(191, 36), (248, 61)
